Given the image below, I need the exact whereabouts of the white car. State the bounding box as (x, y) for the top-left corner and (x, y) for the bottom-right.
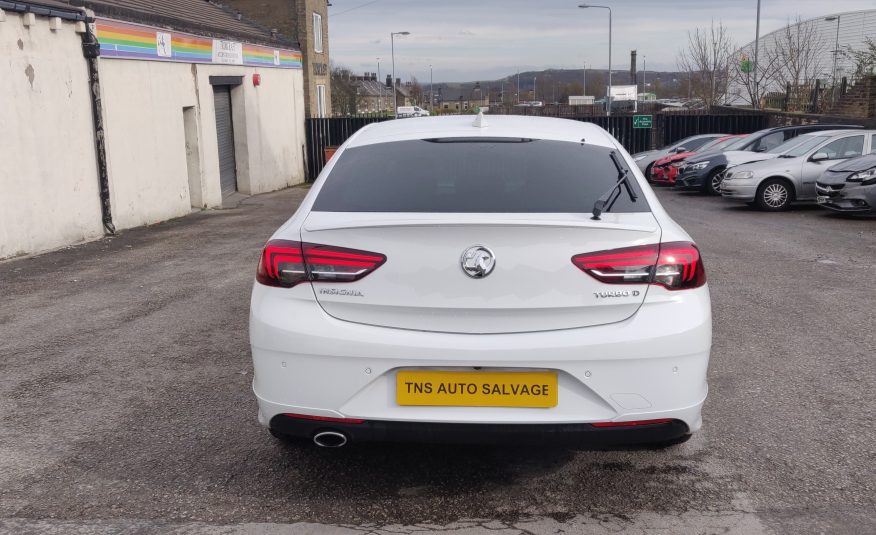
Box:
(397, 106), (430, 118)
(250, 115), (711, 448)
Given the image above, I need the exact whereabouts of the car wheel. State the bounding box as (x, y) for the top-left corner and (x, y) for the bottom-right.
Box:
(703, 168), (725, 196)
(756, 179), (793, 211)
(645, 163), (654, 183)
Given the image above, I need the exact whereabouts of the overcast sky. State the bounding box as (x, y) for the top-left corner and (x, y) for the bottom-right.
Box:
(328, 0), (875, 83)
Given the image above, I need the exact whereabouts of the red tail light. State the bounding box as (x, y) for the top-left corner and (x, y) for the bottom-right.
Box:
(281, 413), (365, 424)
(571, 241), (705, 290)
(256, 239), (386, 288)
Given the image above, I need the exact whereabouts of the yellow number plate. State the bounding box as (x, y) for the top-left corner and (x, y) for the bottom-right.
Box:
(396, 371), (558, 408)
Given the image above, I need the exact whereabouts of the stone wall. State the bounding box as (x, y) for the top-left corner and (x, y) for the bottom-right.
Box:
(829, 76), (876, 119)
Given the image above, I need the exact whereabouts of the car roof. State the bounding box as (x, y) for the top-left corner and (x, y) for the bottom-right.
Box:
(757, 124), (864, 134)
(345, 115), (618, 149)
(797, 129), (875, 137)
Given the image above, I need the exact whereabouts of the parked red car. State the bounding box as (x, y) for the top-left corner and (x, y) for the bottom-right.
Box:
(650, 134), (746, 185)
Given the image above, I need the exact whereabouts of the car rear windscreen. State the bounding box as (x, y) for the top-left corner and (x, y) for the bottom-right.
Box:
(312, 138), (649, 213)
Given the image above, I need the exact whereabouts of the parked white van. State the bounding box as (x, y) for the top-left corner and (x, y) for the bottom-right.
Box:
(397, 106), (430, 118)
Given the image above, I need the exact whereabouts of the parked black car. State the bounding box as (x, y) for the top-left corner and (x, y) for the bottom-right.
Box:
(675, 124), (865, 195)
(816, 153), (876, 214)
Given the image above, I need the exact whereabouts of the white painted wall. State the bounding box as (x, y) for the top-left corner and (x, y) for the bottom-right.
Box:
(0, 13), (103, 259)
(98, 60), (199, 229)
(1, 11), (306, 257)
(99, 60), (306, 229)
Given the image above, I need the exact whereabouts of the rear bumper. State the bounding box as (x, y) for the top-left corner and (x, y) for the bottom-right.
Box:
(250, 284), (712, 441)
(270, 414), (691, 446)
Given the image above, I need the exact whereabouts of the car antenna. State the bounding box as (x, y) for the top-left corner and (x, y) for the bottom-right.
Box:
(472, 110), (488, 128)
(591, 151), (639, 221)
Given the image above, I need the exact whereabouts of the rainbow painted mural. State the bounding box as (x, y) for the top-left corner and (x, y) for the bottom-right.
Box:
(96, 19), (302, 69)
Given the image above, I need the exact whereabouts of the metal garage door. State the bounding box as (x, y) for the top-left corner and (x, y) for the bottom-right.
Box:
(213, 85), (237, 197)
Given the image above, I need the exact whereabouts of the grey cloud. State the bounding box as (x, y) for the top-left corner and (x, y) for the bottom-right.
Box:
(329, 0), (876, 82)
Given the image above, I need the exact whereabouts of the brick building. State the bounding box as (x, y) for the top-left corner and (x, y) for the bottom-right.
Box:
(222, 0), (331, 117)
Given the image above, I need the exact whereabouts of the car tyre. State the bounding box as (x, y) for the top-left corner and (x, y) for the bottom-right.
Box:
(703, 168), (725, 196)
(756, 178), (793, 211)
(645, 163), (654, 183)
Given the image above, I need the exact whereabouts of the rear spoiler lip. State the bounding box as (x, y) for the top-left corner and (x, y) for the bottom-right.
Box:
(303, 215), (658, 233)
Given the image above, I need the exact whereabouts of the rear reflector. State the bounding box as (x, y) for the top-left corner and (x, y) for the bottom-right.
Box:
(282, 413), (365, 424)
(257, 240), (386, 288)
(572, 241), (705, 290)
(591, 418), (673, 428)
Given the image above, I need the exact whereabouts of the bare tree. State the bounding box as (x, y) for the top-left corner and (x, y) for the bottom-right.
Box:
(842, 37), (876, 81)
(408, 76), (424, 106)
(330, 64), (358, 116)
(677, 20), (735, 107)
(766, 17), (827, 111)
(729, 48), (779, 108)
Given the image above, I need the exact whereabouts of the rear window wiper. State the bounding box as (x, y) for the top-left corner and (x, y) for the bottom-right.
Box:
(591, 151), (639, 220)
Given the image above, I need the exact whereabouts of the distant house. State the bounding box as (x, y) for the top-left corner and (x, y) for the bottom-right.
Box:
(569, 96), (595, 105)
(222, 0), (332, 118)
(350, 73), (392, 114)
(437, 83), (489, 113)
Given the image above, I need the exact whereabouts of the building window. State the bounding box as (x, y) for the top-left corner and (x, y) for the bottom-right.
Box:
(316, 84), (327, 117)
(313, 13), (323, 53)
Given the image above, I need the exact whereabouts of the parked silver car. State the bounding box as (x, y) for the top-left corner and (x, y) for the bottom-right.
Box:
(720, 130), (876, 211)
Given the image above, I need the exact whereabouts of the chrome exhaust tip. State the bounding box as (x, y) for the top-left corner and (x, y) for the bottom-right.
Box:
(313, 431), (348, 448)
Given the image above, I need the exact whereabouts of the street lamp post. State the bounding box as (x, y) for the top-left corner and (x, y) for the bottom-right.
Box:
(642, 56), (646, 102)
(376, 57), (381, 115)
(583, 61), (586, 96)
(390, 31), (410, 118)
(825, 15), (841, 103)
(753, 0), (761, 109)
(429, 64), (433, 112)
(579, 4), (612, 116)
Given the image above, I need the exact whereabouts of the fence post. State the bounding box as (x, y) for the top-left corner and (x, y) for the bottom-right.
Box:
(810, 79), (821, 113)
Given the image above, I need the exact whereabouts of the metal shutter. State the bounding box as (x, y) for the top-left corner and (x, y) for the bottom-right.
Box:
(213, 86), (237, 196)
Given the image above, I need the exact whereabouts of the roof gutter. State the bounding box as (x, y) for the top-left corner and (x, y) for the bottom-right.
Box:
(0, 1), (89, 21)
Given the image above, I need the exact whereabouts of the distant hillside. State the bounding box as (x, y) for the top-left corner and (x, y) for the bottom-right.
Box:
(430, 68), (689, 102)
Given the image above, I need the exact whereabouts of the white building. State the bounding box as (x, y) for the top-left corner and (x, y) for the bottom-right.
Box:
(730, 9), (876, 105)
(0, 0), (306, 259)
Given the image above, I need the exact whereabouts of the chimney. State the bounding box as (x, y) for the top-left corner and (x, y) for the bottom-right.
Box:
(386, 74), (392, 87)
(372, 73), (377, 81)
(630, 50), (637, 85)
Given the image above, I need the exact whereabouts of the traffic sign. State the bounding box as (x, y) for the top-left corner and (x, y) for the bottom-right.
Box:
(633, 115), (653, 129)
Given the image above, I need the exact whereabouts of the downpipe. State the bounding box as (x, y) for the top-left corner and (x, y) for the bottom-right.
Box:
(313, 431), (348, 448)
(79, 9), (115, 235)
